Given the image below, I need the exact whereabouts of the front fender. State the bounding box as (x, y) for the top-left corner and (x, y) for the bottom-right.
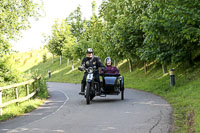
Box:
(87, 79), (92, 83)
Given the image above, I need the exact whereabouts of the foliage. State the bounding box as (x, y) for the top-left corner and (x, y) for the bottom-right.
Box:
(0, 0), (43, 86)
(0, 56), (25, 86)
(46, 19), (76, 61)
(43, 0), (200, 69)
(0, 0), (42, 55)
(42, 53), (47, 63)
(66, 5), (84, 42)
(141, 0), (200, 65)
(0, 49), (49, 121)
(99, 0), (146, 61)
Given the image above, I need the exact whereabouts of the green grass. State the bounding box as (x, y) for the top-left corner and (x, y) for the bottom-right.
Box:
(28, 56), (83, 83)
(0, 99), (45, 121)
(5, 49), (200, 132)
(1, 78), (48, 121)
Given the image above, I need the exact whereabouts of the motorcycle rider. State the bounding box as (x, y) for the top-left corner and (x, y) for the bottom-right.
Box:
(78, 48), (105, 95)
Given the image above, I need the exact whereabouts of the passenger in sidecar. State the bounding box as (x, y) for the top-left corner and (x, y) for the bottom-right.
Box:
(100, 57), (124, 99)
(101, 57), (119, 74)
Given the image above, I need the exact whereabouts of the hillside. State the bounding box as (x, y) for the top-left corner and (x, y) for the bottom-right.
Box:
(11, 49), (200, 132)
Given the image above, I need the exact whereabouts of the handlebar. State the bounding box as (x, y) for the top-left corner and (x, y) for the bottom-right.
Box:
(78, 66), (100, 73)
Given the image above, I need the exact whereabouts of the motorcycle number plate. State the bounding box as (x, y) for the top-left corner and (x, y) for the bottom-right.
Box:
(87, 74), (93, 80)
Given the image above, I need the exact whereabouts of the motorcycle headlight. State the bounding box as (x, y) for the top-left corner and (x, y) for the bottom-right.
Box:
(88, 67), (93, 73)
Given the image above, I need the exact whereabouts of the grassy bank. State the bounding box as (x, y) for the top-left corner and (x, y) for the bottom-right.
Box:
(0, 50), (49, 121)
(0, 78), (48, 121)
(6, 49), (200, 132)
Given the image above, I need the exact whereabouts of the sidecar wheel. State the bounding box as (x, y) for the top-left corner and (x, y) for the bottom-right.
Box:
(120, 76), (124, 91)
(121, 90), (124, 100)
(120, 76), (124, 100)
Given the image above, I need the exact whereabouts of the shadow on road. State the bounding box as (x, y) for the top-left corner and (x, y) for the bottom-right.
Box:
(91, 98), (124, 104)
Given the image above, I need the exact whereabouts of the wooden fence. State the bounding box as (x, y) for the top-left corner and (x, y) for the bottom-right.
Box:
(0, 76), (41, 116)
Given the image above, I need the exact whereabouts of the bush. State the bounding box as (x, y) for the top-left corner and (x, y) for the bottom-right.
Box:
(43, 53), (47, 63)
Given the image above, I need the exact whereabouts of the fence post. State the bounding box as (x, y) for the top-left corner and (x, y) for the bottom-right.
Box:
(32, 82), (35, 99)
(0, 91), (2, 116)
(33, 82), (35, 91)
(26, 84), (29, 96)
(0, 77), (41, 113)
(15, 87), (19, 106)
(38, 78), (41, 89)
(169, 69), (175, 87)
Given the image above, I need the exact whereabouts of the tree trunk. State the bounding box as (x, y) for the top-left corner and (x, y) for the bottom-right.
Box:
(144, 61), (148, 74)
(114, 60), (116, 66)
(71, 60), (74, 70)
(52, 54), (54, 64)
(60, 56), (62, 65)
(128, 59), (133, 72)
(67, 59), (69, 66)
(162, 64), (167, 74)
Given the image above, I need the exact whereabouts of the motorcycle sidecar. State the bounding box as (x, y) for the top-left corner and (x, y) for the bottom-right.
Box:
(100, 73), (124, 100)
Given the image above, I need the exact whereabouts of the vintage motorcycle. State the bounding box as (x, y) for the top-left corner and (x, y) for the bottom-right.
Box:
(79, 66), (124, 104)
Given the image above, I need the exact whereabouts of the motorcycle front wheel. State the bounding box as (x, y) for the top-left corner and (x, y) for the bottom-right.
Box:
(86, 82), (91, 104)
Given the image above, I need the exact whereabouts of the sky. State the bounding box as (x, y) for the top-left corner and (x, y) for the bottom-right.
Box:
(13, 0), (103, 52)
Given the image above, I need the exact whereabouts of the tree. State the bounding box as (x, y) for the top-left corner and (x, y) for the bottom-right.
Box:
(100, 0), (148, 71)
(141, 0), (200, 65)
(66, 5), (84, 42)
(46, 19), (76, 65)
(0, 0), (42, 83)
(0, 0), (42, 55)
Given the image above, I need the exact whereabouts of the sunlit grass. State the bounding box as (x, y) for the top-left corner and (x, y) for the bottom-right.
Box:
(65, 67), (78, 75)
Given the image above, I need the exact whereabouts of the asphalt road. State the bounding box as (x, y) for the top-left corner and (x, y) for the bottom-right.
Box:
(0, 82), (172, 133)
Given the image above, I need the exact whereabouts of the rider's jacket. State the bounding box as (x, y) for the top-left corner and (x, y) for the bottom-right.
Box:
(81, 56), (105, 71)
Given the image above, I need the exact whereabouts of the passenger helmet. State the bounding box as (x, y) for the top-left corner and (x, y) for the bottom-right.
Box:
(105, 57), (113, 65)
(86, 48), (93, 53)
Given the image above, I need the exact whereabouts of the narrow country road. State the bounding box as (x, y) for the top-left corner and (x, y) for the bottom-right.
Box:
(0, 82), (172, 133)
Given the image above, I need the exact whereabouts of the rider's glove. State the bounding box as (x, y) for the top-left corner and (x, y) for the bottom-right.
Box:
(78, 66), (85, 71)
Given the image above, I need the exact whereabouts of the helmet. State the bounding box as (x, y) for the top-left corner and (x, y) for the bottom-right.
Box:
(105, 57), (113, 65)
(86, 48), (93, 53)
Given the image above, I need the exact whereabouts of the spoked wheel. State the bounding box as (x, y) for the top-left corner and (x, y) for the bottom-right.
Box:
(120, 76), (124, 100)
(86, 83), (91, 104)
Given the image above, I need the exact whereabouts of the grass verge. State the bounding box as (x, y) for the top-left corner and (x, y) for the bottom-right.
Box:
(0, 77), (48, 121)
